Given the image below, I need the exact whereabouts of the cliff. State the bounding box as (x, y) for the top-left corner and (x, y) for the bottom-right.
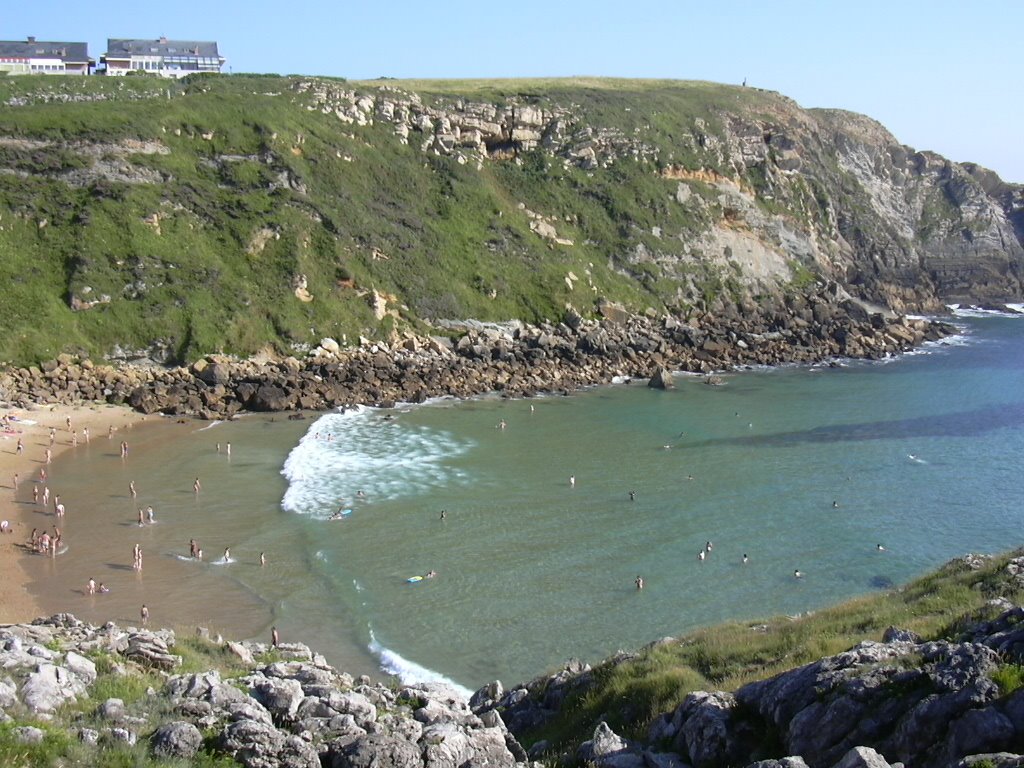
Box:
(0, 75), (1019, 366)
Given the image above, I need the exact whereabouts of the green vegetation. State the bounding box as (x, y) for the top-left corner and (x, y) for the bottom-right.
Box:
(0, 73), (834, 367)
(521, 549), (1024, 754)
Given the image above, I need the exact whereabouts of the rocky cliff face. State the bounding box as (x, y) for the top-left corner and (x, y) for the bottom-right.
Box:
(297, 79), (1023, 313)
(0, 76), (1019, 364)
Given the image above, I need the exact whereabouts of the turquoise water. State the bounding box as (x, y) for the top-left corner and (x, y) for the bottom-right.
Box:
(23, 313), (1024, 693)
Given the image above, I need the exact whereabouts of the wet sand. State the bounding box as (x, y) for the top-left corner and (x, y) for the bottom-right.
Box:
(0, 402), (148, 623)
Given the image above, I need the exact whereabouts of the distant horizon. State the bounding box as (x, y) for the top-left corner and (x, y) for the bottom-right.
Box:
(3, 1), (1021, 183)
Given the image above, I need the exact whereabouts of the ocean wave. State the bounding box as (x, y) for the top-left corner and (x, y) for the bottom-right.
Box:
(948, 304), (1024, 319)
(280, 406), (474, 516)
(368, 630), (473, 698)
(194, 420), (223, 432)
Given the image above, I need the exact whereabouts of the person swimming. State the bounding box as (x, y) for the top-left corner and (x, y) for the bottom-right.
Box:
(698, 550), (706, 561)
(794, 569), (803, 578)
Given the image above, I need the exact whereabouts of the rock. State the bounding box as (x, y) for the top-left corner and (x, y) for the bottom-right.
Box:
(108, 727), (137, 745)
(98, 697), (127, 721)
(328, 732), (423, 768)
(14, 725), (45, 744)
(673, 691), (743, 768)
(882, 627), (922, 644)
(151, 721), (203, 759)
(579, 721), (645, 768)
(78, 727), (100, 745)
(831, 746), (893, 768)
(123, 630), (180, 670)
(227, 640), (256, 666)
(252, 676), (305, 719)
(21, 663), (88, 713)
(648, 367), (674, 389)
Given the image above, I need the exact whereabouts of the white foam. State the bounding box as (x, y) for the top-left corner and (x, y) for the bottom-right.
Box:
(194, 420), (223, 432)
(948, 304), (1024, 319)
(280, 406), (474, 516)
(367, 629), (472, 698)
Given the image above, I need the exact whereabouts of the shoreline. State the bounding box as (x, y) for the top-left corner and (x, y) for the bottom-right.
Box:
(0, 402), (148, 624)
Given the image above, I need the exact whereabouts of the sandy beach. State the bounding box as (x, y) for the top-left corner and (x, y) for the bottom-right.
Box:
(0, 401), (147, 624)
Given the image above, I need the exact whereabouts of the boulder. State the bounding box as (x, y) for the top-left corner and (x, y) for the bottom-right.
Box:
(252, 676), (305, 719)
(151, 721), (203, 759)
(648, 368), (674, 389)
(328, 732), (424, 768)
(830, 746), (892, 768)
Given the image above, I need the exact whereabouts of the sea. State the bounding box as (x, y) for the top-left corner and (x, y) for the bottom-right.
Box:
(19, 309), (1024, 697)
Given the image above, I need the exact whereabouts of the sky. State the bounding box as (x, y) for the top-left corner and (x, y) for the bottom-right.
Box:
(4, 1), (1022, 182)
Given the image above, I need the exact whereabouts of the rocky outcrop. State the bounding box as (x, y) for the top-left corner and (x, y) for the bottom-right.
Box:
(475, 600), (1024, 768)
(0, 614), (530, 768)
(0, 285), (957, 419)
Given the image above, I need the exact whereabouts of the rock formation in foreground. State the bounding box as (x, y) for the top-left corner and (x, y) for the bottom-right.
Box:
(2, 556), (1023, 768)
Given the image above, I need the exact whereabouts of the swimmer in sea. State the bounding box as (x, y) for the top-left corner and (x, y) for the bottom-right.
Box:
(193, 477), (201, 494)
(794, 569), (803, 579)
(190, 539), (198, 558)
(222, 547), (230, 562)
(98, 583), (109, 593)
(635, 575), (644, 590)
(832, 500), (839, 508)
(425, 570), (437, 579)
(146, 506), (154, 524)
(129, 481), (137, 499)
(877, 543), (886, 551)
(629, 490), (636, 501)
(742, 554), (749, 564)
(260, 552), (266, 567)
(569, 475), (575, 488)
(698, 550), (706, 561)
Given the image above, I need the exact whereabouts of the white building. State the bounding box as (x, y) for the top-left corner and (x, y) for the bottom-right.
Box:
(0, 37), (93, 75)
(102, 37), (225, 78)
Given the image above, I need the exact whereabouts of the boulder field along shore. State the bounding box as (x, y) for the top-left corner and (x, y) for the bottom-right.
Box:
(2, 285), (958, 419)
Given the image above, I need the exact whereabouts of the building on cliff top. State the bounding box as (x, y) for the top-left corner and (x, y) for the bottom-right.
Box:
(0, 37), (94, 75)
(101, 37), (225, 78)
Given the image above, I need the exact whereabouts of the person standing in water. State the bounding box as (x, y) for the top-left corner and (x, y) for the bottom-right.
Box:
(193, 477), (201, 494)
(635, 575), (644, 590)
(140, 604), (149, 626)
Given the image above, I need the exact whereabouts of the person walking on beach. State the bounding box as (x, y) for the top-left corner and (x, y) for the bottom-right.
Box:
(12, 472), (18, 490)
(44, 448), (52, 465)
(16, 438), (23, 455)
(271, 626), (279, 647)
(82, 427), (89, 443)
(49, 428), (55, 446)
(32, 485), (38, 504)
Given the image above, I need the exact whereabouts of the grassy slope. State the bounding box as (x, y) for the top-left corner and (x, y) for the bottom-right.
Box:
(0, 74), (801, 366)
(524, 549), (1024, 755)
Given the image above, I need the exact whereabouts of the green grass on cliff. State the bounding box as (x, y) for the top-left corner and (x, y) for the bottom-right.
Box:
(523, 549), (1024, 757)
(0, 74), (809, 366)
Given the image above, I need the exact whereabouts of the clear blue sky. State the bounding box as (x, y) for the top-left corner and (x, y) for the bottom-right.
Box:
(5, 1), (1022, 182)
